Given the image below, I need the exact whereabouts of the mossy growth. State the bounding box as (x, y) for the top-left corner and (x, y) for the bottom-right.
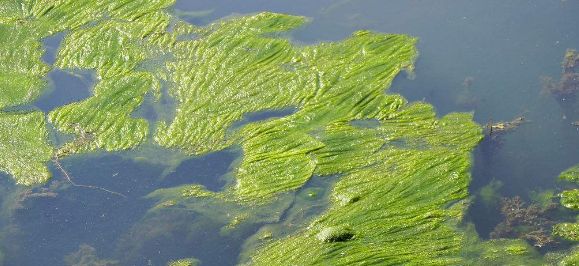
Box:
(553, 223), (579, 241)
(561, 164), (579, 183)
(0, 112), (52, 185)
(553, 164), (579, 242)
(560, 248), (579, 265)
(167, 258), (200, 266)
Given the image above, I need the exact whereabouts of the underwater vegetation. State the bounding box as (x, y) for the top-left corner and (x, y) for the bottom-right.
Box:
(543, 49), (579, 101)
(167, 258), (201, 266)
(490, 196), (558, 248)
(455, 76), (479, 110)
(64, 244), (119, 266)
(0, 1), (577, 265)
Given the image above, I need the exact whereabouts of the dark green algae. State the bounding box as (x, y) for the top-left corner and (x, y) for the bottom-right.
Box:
(0, 1), (573, 265)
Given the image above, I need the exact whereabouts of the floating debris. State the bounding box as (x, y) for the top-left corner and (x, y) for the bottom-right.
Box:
(485, 115), (527, 140)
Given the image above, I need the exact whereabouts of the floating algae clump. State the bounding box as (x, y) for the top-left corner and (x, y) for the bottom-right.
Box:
(0, 1), (499, 264)
(0, 0), (177, 184)
(0, 111), (52, 185)
(167, 258), (200, 266)
(553, 164), (579, 241)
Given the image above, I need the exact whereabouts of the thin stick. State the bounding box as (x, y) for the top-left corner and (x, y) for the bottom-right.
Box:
(52, 156), (128, 198)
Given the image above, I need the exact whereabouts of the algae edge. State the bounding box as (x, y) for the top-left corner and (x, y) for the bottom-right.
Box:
(0, 2), (498, 265)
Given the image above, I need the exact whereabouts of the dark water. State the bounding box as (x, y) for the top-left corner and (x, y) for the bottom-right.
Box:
(1, 1), (579, 265)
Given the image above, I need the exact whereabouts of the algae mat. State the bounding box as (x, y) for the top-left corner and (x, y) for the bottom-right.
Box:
(0, 1), (506, 265)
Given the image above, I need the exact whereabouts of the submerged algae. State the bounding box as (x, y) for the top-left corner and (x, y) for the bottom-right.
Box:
(64, 244), (119, 266)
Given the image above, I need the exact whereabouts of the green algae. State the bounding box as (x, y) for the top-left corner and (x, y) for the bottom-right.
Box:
(0, 2), (548, 264)
(0, 112), (52, 185)
(478, 179), (503, 208)
(147, 183), (294, 236)
(553, 222), (579, 241)
(560, 248), (579, 265)
(49, 73), (155, 154)
(561, 189), (579, 210)
(460, 224), (543, 265)
(167, 258), (200, 266)
(246, 116), (482, 264)
(554, 164), (579, 242)
(0, 24), (48, 109)
(561, 164), (579, 183)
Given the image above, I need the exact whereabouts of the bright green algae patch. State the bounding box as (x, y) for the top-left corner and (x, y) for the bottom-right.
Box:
(143, 11), (484, 264)
(1, 2), (496, 264)
(554, 164), (579, 242)
(245, 113), (482, 265)
(49, 73), (155, 154)
(0, 112), (52, 185)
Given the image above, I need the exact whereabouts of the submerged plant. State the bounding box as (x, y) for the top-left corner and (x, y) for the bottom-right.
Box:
(542, 49), (579, 100)
(64, 244), (119, 266)
(490, 196), (557, 248)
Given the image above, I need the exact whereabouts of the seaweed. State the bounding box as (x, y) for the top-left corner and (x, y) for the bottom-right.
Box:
(553, 164), (579, 242)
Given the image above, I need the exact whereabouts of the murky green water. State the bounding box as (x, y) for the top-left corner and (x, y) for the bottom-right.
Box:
(1, 1), (578, 265)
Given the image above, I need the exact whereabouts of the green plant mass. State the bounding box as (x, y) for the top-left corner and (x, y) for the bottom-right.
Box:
(553, 164), (579, 242)
(0, 111), (52, 185)
(7, 1), (571, 265)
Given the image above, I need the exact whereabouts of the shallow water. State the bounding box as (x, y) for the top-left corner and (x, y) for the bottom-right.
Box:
(1, 1), (579, 265)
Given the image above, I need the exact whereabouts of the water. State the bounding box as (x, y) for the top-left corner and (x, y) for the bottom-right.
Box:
(2, 1), (579, 265)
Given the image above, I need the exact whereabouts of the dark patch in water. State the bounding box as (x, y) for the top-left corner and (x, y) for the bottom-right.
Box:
(160, 149), (238, 192)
